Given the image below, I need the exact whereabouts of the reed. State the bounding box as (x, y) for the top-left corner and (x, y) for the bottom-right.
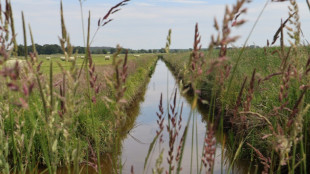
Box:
(160, 0), (310, 173)
(0, 0), (310, 173)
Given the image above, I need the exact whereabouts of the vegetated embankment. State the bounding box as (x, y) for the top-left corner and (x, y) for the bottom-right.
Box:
(0, 53), (158, 172)
(162, 47), (310, 171)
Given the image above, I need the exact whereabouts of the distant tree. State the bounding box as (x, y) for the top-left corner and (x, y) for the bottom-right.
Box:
(35, 44), (43, 54)
(18, 45), (39, 56)
(17, 45), (24, 56)
(102, 49), (108, 54)
(159, 48), (165, 53)
(120, 49), (127, 54)
(73, 46), (85, 54)
(95, 49), (102, 54)
(16, 44), (77, 55)
(42, 44), (62, 54)
(110, 48), (116, 54)
(142, 49), (147, 53)
(128, 49), (135, 54)
(27, 46), (32, 53)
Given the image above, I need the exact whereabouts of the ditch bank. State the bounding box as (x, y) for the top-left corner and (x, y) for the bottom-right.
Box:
(162, 50), (310, 173)
(14, 55), (159, 172)
(79, 55), (159, 153)
(161, 54), (272, 170)
(55, 55), (159, 173)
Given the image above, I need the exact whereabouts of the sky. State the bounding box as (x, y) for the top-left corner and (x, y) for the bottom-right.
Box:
(10, 0), (310, 49)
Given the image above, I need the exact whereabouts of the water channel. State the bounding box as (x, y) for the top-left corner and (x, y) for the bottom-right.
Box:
(118, 60), (252, 174)
(54, 59), (254, 174)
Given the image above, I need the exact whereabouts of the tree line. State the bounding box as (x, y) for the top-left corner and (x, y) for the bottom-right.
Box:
(16, 44), (189, 56)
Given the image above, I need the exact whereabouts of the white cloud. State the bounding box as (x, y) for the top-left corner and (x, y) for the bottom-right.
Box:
(12, 0), (56, 5)
(134, 2), (157, 7)
(160, 0), (208, 4)
(8, 0), (310, 49)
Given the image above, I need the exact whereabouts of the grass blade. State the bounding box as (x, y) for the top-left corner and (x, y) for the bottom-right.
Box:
(21, 11), (28, 59)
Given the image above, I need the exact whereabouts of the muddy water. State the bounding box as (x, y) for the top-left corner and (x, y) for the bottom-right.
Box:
(119, 60), (252, 174)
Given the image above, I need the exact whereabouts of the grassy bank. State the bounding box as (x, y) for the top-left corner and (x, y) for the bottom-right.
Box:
(162, 46), (310, 171)
(0, 52), (158, 173)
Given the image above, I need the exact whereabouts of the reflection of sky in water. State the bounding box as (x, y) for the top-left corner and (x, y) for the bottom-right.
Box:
(121, 60), (249, 174)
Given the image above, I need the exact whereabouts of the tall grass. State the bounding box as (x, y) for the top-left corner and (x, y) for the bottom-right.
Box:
(0, 0), (310, 173)
(0, 0), (156, 173)
(152, 1), (310, 174)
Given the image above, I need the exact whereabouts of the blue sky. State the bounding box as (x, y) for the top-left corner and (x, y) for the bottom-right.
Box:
(10, 0), (310, 49)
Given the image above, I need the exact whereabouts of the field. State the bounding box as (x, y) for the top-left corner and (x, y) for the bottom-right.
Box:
(30, 54), (149, 73)
(1, 0), (310, 174)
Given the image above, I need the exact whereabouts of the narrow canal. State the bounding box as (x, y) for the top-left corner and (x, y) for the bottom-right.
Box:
(120, 60), (251, 174)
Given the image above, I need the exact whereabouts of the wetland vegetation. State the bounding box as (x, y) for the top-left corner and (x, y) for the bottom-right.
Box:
(0, 0), (310, 174)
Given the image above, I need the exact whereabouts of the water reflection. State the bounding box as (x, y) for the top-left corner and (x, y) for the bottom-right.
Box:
(54, 60), (254, 174)
(120, 60), (253, 174)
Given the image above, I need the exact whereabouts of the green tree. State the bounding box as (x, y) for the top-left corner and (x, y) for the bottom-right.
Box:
(110, 48), (116, 54)
(42, 44), (62, 54)
(95, 49), (103, 54)
(159, 48), (165, 53)
(17, 45), (24, 56)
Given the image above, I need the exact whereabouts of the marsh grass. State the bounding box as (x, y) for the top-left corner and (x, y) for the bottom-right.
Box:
(160, 0), (310, 173)
(1, 0), (310, 173)
(0, 0), (158, 173)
